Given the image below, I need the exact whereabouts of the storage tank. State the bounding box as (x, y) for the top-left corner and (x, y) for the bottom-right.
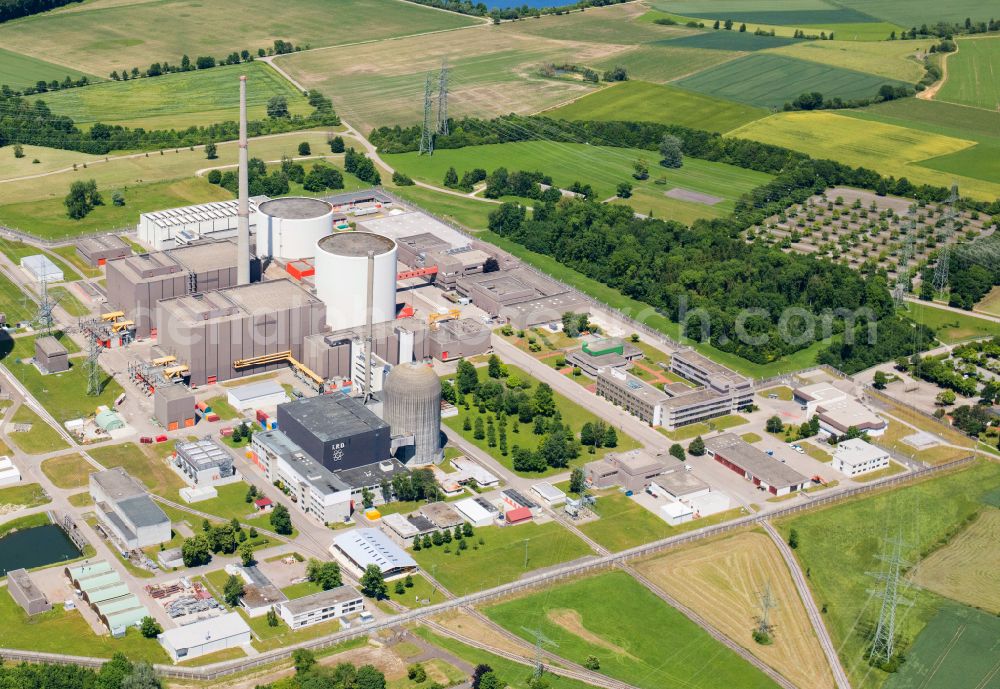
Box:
(315, 232), (397, 330)
(382, 362), (441, 464)
(255, 197), (334, 260)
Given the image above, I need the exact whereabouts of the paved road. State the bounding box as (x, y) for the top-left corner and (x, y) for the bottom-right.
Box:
(762, 521), (852, 689)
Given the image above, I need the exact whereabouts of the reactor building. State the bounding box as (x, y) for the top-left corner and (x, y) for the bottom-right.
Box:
(256, 197), (335, 261)
(381, 362), (442, 465)
(314, 232), (398, 332)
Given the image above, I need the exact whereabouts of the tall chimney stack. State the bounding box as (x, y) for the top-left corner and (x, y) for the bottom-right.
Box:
(363, 250), (375, 402)
(236, 75), (250, 286)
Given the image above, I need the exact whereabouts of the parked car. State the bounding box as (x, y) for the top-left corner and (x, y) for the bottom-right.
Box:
(139, 436), (153, 444)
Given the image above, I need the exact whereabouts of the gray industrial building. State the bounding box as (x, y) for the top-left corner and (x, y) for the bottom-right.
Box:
(277, 394), (391, 472)
(77, 235), (131, 267)
(105, 239), (260, 338)
(585, 449), (668, 493)
(89, 468), (171, 549)
(382, 362), (442, 465)
(154, 279), (324, 385)
(670, 350), (754, 406)
(173, 438), (235, 485)
(34, 335), (69, 373)
(456, 268), (589, 329)
(7, 568), (51, 615)
(154, 384), (195, 430)
(705, 433), (811, 496)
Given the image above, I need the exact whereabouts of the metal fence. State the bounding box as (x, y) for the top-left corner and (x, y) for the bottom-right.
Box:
(1, 223), (135, 248)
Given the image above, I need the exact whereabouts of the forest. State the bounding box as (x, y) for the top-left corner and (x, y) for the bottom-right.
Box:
(0, 0), (78, 22)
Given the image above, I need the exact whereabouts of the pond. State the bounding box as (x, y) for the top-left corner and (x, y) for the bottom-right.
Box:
(0, 524), (82, 576)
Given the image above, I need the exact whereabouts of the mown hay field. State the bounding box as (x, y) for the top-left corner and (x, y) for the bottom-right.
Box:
(936, 37), (1000, 111)
(544, 81), (767, 133)
(0, 0), (478, 76)
(0, 46), (98, 90)
(636, 530), (836, 689)
(675, 53), (911, 108)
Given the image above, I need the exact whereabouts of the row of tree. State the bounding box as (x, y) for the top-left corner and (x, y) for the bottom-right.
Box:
(0, 0), (78, 23)
(344, 148), (381, 185)
(782, 84), (912, 112)
(104, 40), (301, 83)
(0, 652), (161, 689)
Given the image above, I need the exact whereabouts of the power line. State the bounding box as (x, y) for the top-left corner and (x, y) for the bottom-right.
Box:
(931, 182), (959, 295)
(437, 58), (449, 136)
(419, 74), (434, 156)
(866, 532), (913, 666)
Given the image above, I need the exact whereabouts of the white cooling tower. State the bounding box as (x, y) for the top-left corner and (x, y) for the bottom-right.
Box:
(255, 197), (334, 260)
(315, 232), (397, 330)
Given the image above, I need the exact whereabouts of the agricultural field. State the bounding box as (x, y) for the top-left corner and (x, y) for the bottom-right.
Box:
(976, 286), (1000, 316)
(831, 0), (989, 26)
(884, 604), (1000, 689)
(637, 530), (836, 689)
(0, 46), (99, 91)
(647, 6), (898, 42)
(908, 507), (1000, 614)
(383, 140), (772, 224)
(409, 521), (591, 596)
(767, 39), (931, 81)
(590, 43), (741, 84)
(504, 2), (690, 44)
(935, 37), (1000, 111)
(27, 62), (310, 130)
(664, 30), (804, 51)
(0, 0), (478, 77)
(675, 54), (911, 108)
(651, 0), (877, 26)
(544, 81), (767, 133)
(483, 571), (780, 689)
(774, 460), (1000, 689)
(728, 112), (1000, 201)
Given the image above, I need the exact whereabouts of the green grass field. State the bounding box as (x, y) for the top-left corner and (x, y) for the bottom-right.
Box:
(0, 0), (478, 76)
(410, 521), (591, 596)
(27, 62), (309, 130)
(767, 39), (931, 81)
(647, 6), (898, 42)
(484, 571), (779, 689)
(591, 43), (741, 83)
(383, 140), (771, 224)
(775, 461), (1000, 689)
(0, 270), (35, 324)
(831, 0), (988, 26)
(936, 37), (1000, 111)
(0, 46), (98, 91)
(545, 81), (767, 133)
(975, 286), (1000, 317)
(902, 301), (1000, 343)
(0, 145), (105, 182)
(664, 29), (804, 51)
(885, 604), (1000, 689)
(40, 453), (93, 489)
(0, 237), (82, 282)
(728, 111), (1000, 201)
(676, 53), (910, 108)
(5, 406), (69, 454)
(388, 184), (496, 230)
(441, 363), (639, 477)
(0, 483), (50, 509)
(88, 442), (187, 498)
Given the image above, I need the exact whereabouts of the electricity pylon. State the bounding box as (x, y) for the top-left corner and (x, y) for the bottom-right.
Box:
(32, 277), (59, 335)
(932, 182), (959, 295)
(866, 533), (913, 665)
(419, 74), (434, 156)
(754, 581), (778, 641)
(521, 626), (558, 679)
(893, 214), (917, 309)
(437, 58), (449, 136)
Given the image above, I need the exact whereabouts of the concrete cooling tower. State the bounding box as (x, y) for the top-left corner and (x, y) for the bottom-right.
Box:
(314, 232), (397, 330)
(255, 197), (334, 260)
(382, 361), (442, 465)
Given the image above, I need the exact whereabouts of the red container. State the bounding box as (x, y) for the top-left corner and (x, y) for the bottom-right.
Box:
(139, 436), (153, 444)
(255, 409), (269, 422)
(206, 413), (220, 422)
(220, 427), (234, 437)
(155, 434), (168, 443)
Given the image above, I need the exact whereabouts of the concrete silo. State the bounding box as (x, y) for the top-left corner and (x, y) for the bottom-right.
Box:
(382, 362), (442, 465)
(314, 232), (398, 330)
(255, 197), (334, 260)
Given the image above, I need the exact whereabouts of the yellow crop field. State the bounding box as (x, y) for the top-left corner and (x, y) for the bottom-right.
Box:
(636, 530), (836, 689)
(728, 111), (1000, 200)
(909, 508), (1000, 614)
(767, 39), (932, 82)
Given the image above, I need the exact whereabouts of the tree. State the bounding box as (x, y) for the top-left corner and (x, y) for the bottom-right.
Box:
(478, 672), (504, 689)
(872, 370), (888, 389)
(444, 166), (459, 188)
(603, 425), (618, 448)
(270, 503), (293, 535)
(474, 416), (485, 440)
(121, 663), (161, 689)
(112, 190), (125, 207)
(659, 134), (683, 168)
(64, 179), (102, 219)
(533, 383), (555, 416)
(484, 256), (500, 273)
(360, 564), (387, 599)
(569, 467), (585, 494)
(616, 181), (632, 198)
(632, 158), (649, 180)
(330, 135), (345, 153)
(223, 574), (244, 606)
(306, 558), (343, 590)
(602, 65), (628, 81)
(293, 649), (316, 675)
(739, 22), (746, 31)
(788, 528), (799, 549)
(204, 142), (217, 159)
(13, 143), (24, 158)
(766, 415), (784, 433)
(488, 353), (503, 378)
(266, 95), (290, 118)
(181, 534), (211, 567)
(669, 443), (685, 461)
(936, 389), (956, 406)
(361, 486), (374, 509)
(689, 436), (706, 456)
(298, 141), (311, 156)
(471, 665), (494, 689)
(456, 359), (479, 394)
(408, 663), (427, 682)
(139, 616), (162, 638)
(239, 541), (255, 566)
(584, 655), (600, 670)
(355, 665), (387, 689)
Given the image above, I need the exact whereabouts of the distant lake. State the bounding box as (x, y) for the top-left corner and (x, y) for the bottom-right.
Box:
(0, 524), (82, 576)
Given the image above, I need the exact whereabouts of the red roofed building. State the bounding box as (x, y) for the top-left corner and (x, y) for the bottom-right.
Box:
(254, 497), (274, 512)
(504, 506), (532, 524)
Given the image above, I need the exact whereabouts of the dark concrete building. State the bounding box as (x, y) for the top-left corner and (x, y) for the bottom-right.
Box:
(7, 568), (51, 615)
(34, 336), (69, 373)
(77, 235), (132, 267)
(277, 394), (391, 472)
(153, 384), (196, 430)
(154, 279), (324, 386)
(105, 239), (260, 338)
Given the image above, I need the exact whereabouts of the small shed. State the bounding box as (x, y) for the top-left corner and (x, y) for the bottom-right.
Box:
(35, 336), (69, 373)
(95, 409), (125, 432)
(504, 506), (532, 525)
(21, 255), (63, 283)
(660, 500), (694, 526)
(530, 482), (566, 506)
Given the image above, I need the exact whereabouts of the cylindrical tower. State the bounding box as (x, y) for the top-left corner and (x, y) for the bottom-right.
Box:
(383, 362), (442, 465)
(314, 232), (397, 330)
(255, 197), (334, 260)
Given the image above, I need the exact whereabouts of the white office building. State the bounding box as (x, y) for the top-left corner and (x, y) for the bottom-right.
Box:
(277, 585), (364, 629)
(832, 438), (891, 477)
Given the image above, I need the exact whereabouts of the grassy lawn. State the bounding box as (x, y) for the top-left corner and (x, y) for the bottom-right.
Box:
(48, 245), (103, 279)
(1, 349), (123, 423)
(6, 406), (69, 454)
(937, 37), (1000, 111)
(67, 492), (93, 507)
(179, 482), (268, 524)
(203, 395), (240, 421)
(442, 363), (640, 478)
(0, 237), (82, 281)
(0, 512), (49, 538)
(483, 570), (779, 689)
(851, 460), (906, 482)
(902, 300), (1000, 344)
(411, 521), (591, 596)
(800, 440), (832, 463)
(382, 573), (444, 609)
(741, 432), (763, 443)
(975, 285), (1000, 316)
(774, 460), (1000, 689)
(88, 442), (186, 498)
(759, 385), (794, 401)
(48, 286), (90, 317)
(0, 589), (167, 662)
(0, 483), (50, 509)
(177, 646), (247, 666)
(577, 491), (672, 551)
(280, 580), (324, 600)
(0, 270), (35, 324)
(658, 414), (748, 441)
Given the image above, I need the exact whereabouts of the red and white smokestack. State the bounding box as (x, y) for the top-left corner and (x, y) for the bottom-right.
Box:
(237, 75), (250, 286)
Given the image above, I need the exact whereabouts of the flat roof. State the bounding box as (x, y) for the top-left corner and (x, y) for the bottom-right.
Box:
(259, 197), (332, 220)
(834, 438), (889, 466)
(794, 383), (847, 403)
(654, 469), (710, 497)
(453, 497), (493, 522)
(661, 387), (725, 410)
(8, 568), (46, 603)
(21, 254), (62, 277)
(279, 394), (388, 444)
(611, 449), (666, 475)
(502, 488), (538, 510)
(531, 482), (565, 501)
(78, 235), (129, 253)
(142, 199), (257, 229)
(672, 349), (751, 386)
(317, 231), (395, 258)
(159, 279), (319, 324)
(332, 528), (416, 571)
(227, 379), (285, 403)
(92, 467), (147, 502)
(166, 239), (239, 274)
(382, 512), (418, 538)
(253, 430), (350, 495)
(35, 335), (68, 357)
(661, 500), (694, 518)
(357, 211), (470, 250)
(321, 189), (392, 206)
(280, 585), (363, 615)
(420, 501), (462, 526)
(335, 458), (408, 488)
(159, 612), (250, 647)
(598, 369), (670, 405)
(705, 433), (810, 489)
(817, 399), (885, 431)
(175, 438), (231, 470)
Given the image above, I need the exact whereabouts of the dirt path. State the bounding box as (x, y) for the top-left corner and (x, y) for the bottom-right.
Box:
(918, 44), (955, 101)
(546, 608), (638, 659)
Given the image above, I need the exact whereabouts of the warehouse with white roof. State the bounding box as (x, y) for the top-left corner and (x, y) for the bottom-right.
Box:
(330, 527), (417, 578)
(158, 612), (251, 661)
(138, 197), (264, 250)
